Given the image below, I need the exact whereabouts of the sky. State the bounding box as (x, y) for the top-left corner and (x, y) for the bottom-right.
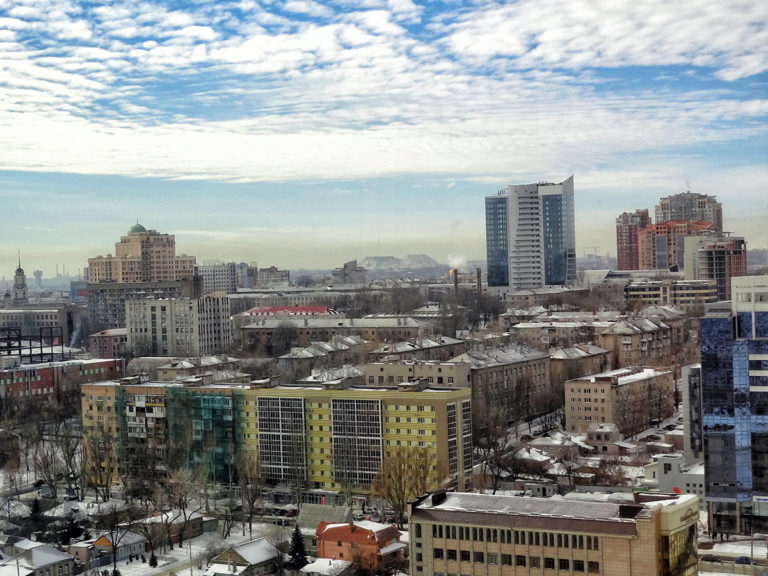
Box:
(0, 0), (767, 278)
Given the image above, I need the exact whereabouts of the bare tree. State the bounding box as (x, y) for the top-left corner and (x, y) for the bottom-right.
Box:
(372, 446), (430, 529)
(473, 387), (517, 494)
(33, 434), (64, 501)
(165, 466), (204, 549)
(96, 500), (134, 576)
(235, 450), (263, 538)
(82, 424), (115, 502)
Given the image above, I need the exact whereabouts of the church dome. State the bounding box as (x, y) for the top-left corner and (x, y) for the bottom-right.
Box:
(128, 223), (147, 233)
(15, 266), (23, 275)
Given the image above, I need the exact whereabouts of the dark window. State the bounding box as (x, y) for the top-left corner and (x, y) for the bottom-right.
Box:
(574, 560), (585, 572)
(516, 555), (526, 567)
(502, 554), (512, 565)
(473, 552), (484, 563)
(460, 551), (470, 562)
(433, 549), (443, 559)
(545, 558), (555, 569)
(559, 559), (570, 570)
(588, 561), (600, 573)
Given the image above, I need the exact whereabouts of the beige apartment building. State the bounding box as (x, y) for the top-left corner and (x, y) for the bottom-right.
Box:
(409, 491), (699, 576)
(361, 361), (471, 388)
(126, 295), (231, 357)
(88, 223), (195, 283)
(565, 367), (674, 436)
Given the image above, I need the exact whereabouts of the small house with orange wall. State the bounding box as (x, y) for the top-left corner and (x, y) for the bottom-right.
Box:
(315, 520), (406, 573)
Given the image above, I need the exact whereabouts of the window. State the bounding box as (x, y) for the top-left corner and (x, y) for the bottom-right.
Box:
(447, 550), (457, 561)
(515, 555), (526, 566)
(544, 558), (555, 569)
(487, 554), (498, 564)
(530, 557), (540, 568)
(460, 551), (470, 562)
(473, 552), (484, 563)
(501, 554), (512, 565)
(559, 559), (570, 570)
(588, 561), (600, 573)
(433, 549), (444, 559)
(574, 560), (585, 572)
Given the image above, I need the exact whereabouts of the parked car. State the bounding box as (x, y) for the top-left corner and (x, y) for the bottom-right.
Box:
(734, 556), (753, 565)
(700, 554), (721, 562)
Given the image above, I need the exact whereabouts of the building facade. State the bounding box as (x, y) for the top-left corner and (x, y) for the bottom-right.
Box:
(485, 176), (576, 289)
(198, 262), (239, 295)
(82, 378), (473, 496)
(655, 191), (722, 232)
(409, 491), (699, 576)
(125, 295), (231, 357)
(638, 220), (717, 271)
(683, 234), (747, 301)
(565, 367), (674, 436)
(615, 209), (651, 271)
(89, 328), (128, 358)
(701, 276), (768, 535)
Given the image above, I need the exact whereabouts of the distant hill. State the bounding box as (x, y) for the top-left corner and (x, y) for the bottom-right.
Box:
(360, 254), (441, 271)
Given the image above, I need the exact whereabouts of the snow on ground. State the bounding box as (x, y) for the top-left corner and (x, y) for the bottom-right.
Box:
(94, 522), (291, 576)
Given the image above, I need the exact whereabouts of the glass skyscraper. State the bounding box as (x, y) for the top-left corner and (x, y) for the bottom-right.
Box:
(701, 276), (768, 535)
(485, 176), (575, 289)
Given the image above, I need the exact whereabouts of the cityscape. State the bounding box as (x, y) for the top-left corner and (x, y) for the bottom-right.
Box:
(1, 1), (768, 576)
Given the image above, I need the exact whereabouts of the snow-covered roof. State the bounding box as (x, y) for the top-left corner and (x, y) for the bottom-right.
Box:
(301, 558), (353, 575)
(231, 538), (279, 565)
(379, 541), (407, 555)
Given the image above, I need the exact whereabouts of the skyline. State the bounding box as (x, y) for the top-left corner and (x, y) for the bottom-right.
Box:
(1, 0), (767, 277)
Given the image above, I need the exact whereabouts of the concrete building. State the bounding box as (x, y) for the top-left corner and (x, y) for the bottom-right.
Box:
(257, 266), (290, 286)
(486, 176), (576, 289)
(549, 345), (612, 390)
(369, 336), (467, 362)
(655, 191), (722, 232)
(638, 220), (717, 271)
(82, 377), (473, 497)
(88, 223), (195, 284)
(642, 454), (705, 504)
(701, 276), (768, 535)
(615, 209), (651, 271)
(331, 260), (367, 285)
(126, 295), (231, 356)
(361, 361), (471, 389)
(624, 279), (717, 310)
(199, 262), (239, 295)
(683, 233), (747, 301)
(450, 345), (550, 417)
(408, 491), (699, 576)
(565, 367), (674, 436)
(89, 327), (128, 358)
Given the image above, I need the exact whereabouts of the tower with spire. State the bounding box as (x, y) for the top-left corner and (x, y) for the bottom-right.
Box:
(13, 251), (28, 304)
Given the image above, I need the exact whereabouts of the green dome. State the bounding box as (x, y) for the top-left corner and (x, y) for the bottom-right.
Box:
(128, 223), (147, 233)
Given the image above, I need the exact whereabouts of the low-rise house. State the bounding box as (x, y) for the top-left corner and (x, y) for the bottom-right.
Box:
(0, 538), (74, 576)
(315, 520), (405, 574)
(205, 538), (280, 576)
(92, 529), (146, 562)
(295, 504), (353, 554)
(640, 453), (705, 506)
(131, 510), (206, 545)
(300, 558), (354, 576)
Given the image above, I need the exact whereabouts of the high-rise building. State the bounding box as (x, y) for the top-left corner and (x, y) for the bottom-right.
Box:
(125, 295), (231, 356)
(637, 220), (716, 270)
(485, 176), (575, 289)
(655, 191), (722, 232)
(199, 262), (238, 294)
(684, 233), (747, 301)
(701, 276), (768, 536)
(88, 223), (195, 283)
(615, 209), (651, 270)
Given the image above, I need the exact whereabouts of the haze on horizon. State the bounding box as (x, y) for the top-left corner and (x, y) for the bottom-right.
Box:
(1, 0), (767, 278)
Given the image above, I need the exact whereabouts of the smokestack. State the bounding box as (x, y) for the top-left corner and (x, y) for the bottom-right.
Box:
(452, 268), (458, 297)
(476, 267), (482, 293)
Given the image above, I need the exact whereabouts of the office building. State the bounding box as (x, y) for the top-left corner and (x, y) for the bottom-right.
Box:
(701, 276), (768, 535)
(485, 176), (575, 289)
(684, 234), (747, 301)
(125, 295), (231, 356)
(408, 491), (699, 576)
(655, 191), (722, 232)
(615, 209), (651, 271)
(88, 223), (195, 283)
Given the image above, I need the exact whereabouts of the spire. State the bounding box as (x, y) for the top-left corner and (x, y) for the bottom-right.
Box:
(17, 250), (20, 268)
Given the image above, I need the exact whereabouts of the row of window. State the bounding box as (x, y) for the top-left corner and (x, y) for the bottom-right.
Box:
(430, 525), (599, 550)
(430, 551), (599, 572)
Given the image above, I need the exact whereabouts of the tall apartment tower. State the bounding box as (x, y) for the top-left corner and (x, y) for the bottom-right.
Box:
(684, 233), (747, 301)
(637, 220), (717, 270)
(701, 276), (768, 536)
(88, 223), (196, 283)
(485, 175), (575, 289)
(199, 262), (239, 294)
(655, 191), (722, 231)
(615, 209), (651, 270)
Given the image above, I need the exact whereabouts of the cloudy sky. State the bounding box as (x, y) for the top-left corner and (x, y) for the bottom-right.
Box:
(1, 0), (767, 278)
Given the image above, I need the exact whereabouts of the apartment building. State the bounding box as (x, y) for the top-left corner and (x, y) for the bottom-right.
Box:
(615, 209), (651, 271)
(624, 279), (717, 310)
(361, 362), (471, 388)
(638, 220), (716, 270)
(450, 345), (550, 416)
(655, 191), (722, 231)
(82, 378), (472, 497)
(198, 262), (239, 295)
(683, 234), (747, 301)
(565, 367), (674, 436)
(89, 328), (128, 358)
(409, 491), (699, 576)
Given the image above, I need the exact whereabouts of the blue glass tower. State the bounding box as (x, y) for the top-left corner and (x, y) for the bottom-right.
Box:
(485, 195), (508, 287)
(702, 276), (768, 535)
